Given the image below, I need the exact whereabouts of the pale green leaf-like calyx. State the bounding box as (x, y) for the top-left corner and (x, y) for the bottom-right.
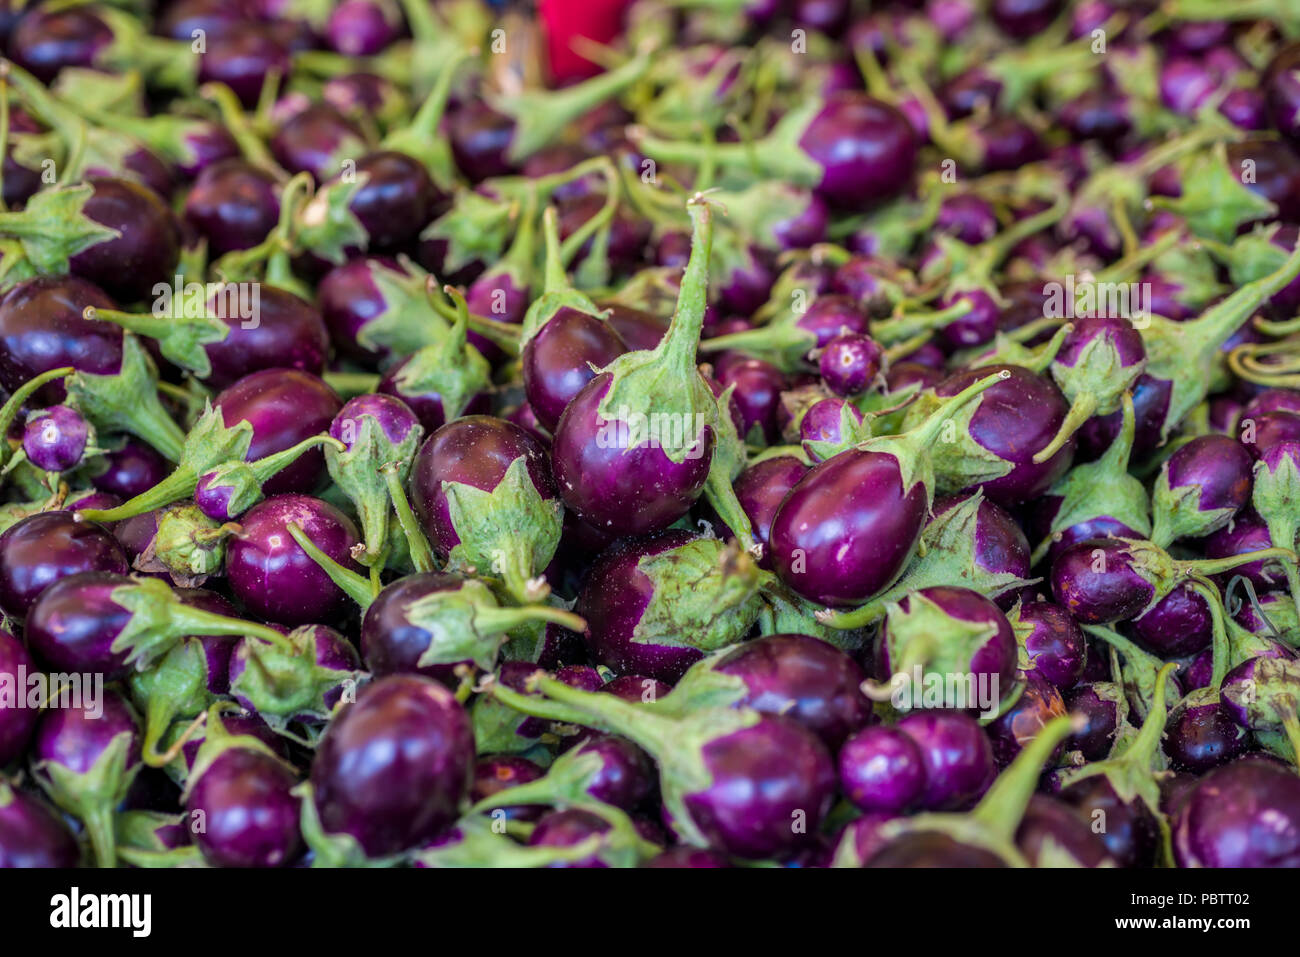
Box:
(633, 538), (764, 653)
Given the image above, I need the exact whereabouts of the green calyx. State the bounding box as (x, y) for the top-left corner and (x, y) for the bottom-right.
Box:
(74, 402), (254, 522)
(825, 492), (1039, 630)
(1029, 392), (1151, 565)
(873, 714), (1081, 867)
(632, 536), (765, 654)
(874, 591), (1001, 713)
(405, 577), (585, 673)
(468, 745), (607, 816)
(65, 335), (187, 462)
(410, 813), (616, 869)
(229, 627), (362, 723)
(295, 173), (371, 266)
(594, 196), (720, 467)
(1057, 660), (1177, 820)
(519, 205), (608, 346)
(182, 704), (298, 805)
(83, 302), (230, 380)
(0, 367), (74, 471)
(1037, 326), (1146, 464)
(1142, 236), (1300, 442)
(702, 382), (756, 553)
(380, 48), (471, 191)
(128, 638), (218, 768)
(757, 588), (868, 654)
(1150, 463), (1240, 550)
(879, 369), (1013, 505)
(326, 410), (424, 571)
(442, 455), (564, 604)
(1221, 657), (1300, 749)
(0, 183), (118, 273)
(108, 576), (293, 671)
(151, 504), (236, 582)
(1150, 143), (1276, 243)
(34, 727), (141, 868)
(1251, 448), (1300, 621)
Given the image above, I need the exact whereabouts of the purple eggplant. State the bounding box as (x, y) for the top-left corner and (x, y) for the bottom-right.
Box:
(226, 495), (361, 626)
(309, 674), (474, 861)
(895, 710), (996, 811)
(1149, 434), (1254, 547)
(769, 370), (1007, 606)
(1010, 600), (1087, 689)
(1164, 690), (1250, 774)
(185, 746), (302, 868)
(31, 689), (140, 867)
(0, 627), (37, 765)
(22, 405), (89, 472)
(359, 571), (585, 684)
(0, 782), (81, 867)
(0, 276), (121, 402)
(1063, 682), (1121, 761)
(576, 530), (763, 682)
(1173, 756), (1300, 867)
(838, 725), (926, 814)
(410, 415), (562, 603)
(491, 672), (836, 860)
(183, 159), (281, 255)
(0, 510), (127, 619)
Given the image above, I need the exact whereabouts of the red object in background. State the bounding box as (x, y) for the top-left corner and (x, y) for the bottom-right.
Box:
(538, 0), (630, 84)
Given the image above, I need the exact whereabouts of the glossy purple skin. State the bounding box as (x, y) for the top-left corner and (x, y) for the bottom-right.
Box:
(770, 447), (927, 606)
(1017, 794), (1113, 867)
(202, 286), (329, 389)
(67, 178), (180, 303)
(1173, 757), (1300, 867)
(214, 369), (343, 495)
(818, 332), (883, 397)
(23, 571), (137, 679)
(199, 27), (292, 107)
(522, 309), (626, 433)
(978, 117), (1046, 171)
(112, 510), (159, 567)
(1242, 410), (1300, 460)
(360, 571), (477, 685)
(1165, 700), (1250, 774)
(1226, 139), (1300, 224)
(1266, 42), (1300, 146)
(467, 270), (529, 332)
(186, 748), (302, 868)
(0, 786), (81, 867)
(471, 755), (545, 821)
(310, 674), (474, 857)
(797, 294), (871, 348)
(713, 633), (870, 749)
(527, 808), (612, 868)
(183, 159), (281, 256)
(552, 373), (714, 537)
(33, 688), (139, 778)
(1063, 684), (1118, 761)
(7, 6), (111, 82)
(0, 275), (120, 402)
(345, 151), (440, 251)
(645, 846), (731, 868)
(1160, 57), (1221, 116)
(602, 674), (673, 703)
(569, 734), (655, 811)
(935, 365), (1075, 506)
(895, 710), (995, 811)
(712, 353), (787, 444)
(1050, 538), (1154, 624)
(1061, 90), (1133, 146)
(1180, 648), (1214, 692)
(326, 0), (399, 55)
(988, 673), (1067, 767)
(157, 0), (251, 42)
(576, 530), (706, 682)
(1056, 316), (1145, 373)
(316, 257), (399, 363)
(410, 415), (556, 556)
(1244, 387), (1300, 423)
(680, 715), (835, 860)
(1165, 434), (1254, 520)
(0, 628), (38, 765)
(725, 456), (807, 568)
(597, 304), (665, 354)
(1058, 775), (1157, 867)
(226, 495), (361, 626)
(932, 494), (1031, 606)
(1016, 601), (1087, 689)
(1221, 88), (1268, 131)
(23, 405), (89, 472)
(800, 397), (862, 462)
(377, 354), (493, 435)
(936, 194), (998, 244)
(1127, 582), (1212, 658)
(1202, 511), (1285, 593)
(331, 393), (420, 449)
(272, 102), (368, 184)
(879, 586), (1019, 704)
(179, 711), (286, 774)
(866, 830), (1006, 867)
(838, 725), (925, 813)
(798, 93), (917, 209)
(449, 103), (516, 183)
(0, 511), (128, 621)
